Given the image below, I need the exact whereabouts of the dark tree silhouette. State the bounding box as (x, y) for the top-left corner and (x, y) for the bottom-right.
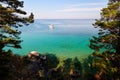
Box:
(0, 0), (34, 52)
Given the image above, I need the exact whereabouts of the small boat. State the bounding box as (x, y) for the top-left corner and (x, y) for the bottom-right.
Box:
(49, 24), (54, 30)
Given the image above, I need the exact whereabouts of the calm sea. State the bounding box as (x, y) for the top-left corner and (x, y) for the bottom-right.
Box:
(9, 19), (99, 58)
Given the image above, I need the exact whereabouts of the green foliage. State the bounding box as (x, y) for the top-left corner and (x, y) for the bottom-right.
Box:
(57, 57), (82, 80)
(83, 52), (120, 80)
(88, 0), (120, 80)
(0, 0), (34, 52)
(0, 52), (83, 80)
(91, 1), (120, 53)
(46, 54), (59, 69)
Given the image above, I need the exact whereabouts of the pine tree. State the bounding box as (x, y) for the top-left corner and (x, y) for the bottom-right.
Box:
(0, 0), (34, 52)
(87, 0), (120, 80)
(89, 0), (120, 54)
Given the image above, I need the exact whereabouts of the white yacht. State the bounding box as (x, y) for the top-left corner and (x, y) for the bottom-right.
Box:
(49, 24), (54, 30)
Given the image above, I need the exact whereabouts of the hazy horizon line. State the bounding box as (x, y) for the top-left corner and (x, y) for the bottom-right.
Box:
(35, 18), (97, 20)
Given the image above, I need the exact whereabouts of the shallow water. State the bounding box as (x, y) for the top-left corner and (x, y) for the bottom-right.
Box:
(8, 19), (98, 58)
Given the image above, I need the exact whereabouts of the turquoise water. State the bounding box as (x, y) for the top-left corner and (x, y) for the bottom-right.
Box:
(10, 19), (98, 58)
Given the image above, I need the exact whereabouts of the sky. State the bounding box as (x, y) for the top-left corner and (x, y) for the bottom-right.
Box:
(22, 0), (108, 19)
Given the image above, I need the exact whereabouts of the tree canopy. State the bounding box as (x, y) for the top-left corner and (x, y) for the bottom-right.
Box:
(90, 0), (120, 54)
(88, 0), (120, 80)
(0, 0), (34, 52)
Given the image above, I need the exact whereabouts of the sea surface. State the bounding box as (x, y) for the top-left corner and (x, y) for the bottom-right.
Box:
(9, 19), (99, 58)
